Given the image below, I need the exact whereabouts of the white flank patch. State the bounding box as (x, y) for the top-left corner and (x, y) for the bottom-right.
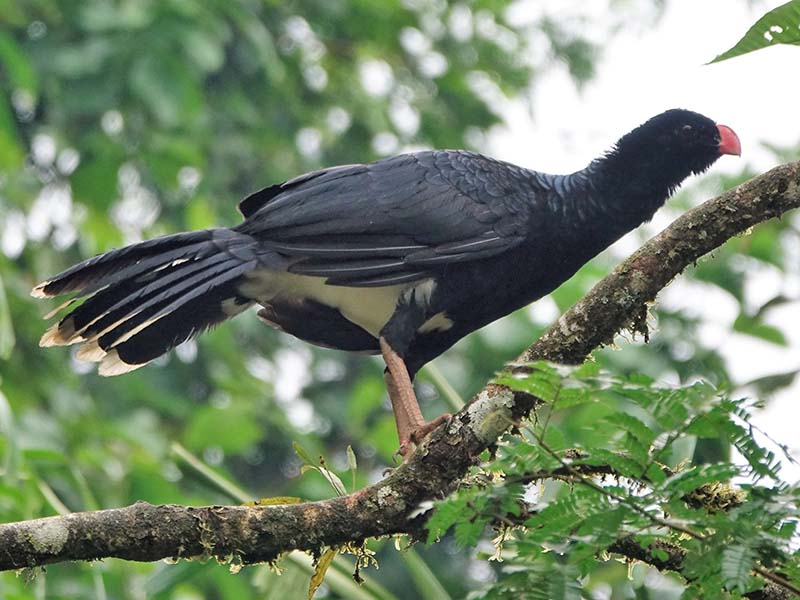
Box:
(240, 271), (437, 337)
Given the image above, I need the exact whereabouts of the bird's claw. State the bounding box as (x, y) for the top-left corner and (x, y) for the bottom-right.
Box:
(391, 413), (453, 464)
(409, 412), (452, 444)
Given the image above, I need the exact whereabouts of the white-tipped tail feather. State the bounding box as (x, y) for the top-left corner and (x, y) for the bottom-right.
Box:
(74, 340), (107, 362)
(98, 350), (146, 376)
(33, 228), (259, 376)
(39, 320), (80, 347)
(30, 282), (49, 298)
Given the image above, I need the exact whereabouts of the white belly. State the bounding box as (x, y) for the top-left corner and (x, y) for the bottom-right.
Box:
(239, 271), (450, 337)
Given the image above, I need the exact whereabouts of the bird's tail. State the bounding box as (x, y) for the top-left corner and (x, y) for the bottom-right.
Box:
(33, 228), (259, 376)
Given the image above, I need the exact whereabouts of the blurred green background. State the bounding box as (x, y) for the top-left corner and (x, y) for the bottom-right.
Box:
(0, 1), (798, 598)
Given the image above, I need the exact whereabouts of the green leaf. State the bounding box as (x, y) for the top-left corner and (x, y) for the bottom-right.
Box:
(554, 386), (593, 408)
(524, 489), (607, 543)
(686, 408), (735, 439)
(721, 542), (756, 593)
(733, 313), (787, 346)
(454, 516), (488, 548)
(70, 148), (125, 208)
(346, 444), (357, 491)
(578, 448), (645, 478)
(608, 413), (656, 449)
(648, 389), (691, 431)
(734, 431), (781, 478)
(710, 0), (800, 63)
(183, 405), (262, 454)
(316, 466), (347, 497)
(658, 463), (739, 496)
(346, 445), (357, 472)
(0, 274), (14, 359)
(22, 448), (66, 464)
(129, 53), (203, 126)
(179, 28), (226, 74)
(495, 362), (562, 402)
(619, 433), (650, 467)
(0, 31), (38, 93)
(293, 441), (315, 466)
(546, 567), (583, 600)
(0, 91), (23, 170)
(645, 462), (668, 485)
(426, 492), (476, 544)
(743, 369), (799, 396)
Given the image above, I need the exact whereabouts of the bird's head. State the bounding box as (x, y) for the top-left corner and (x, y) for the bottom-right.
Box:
(614, 108), (741, 177)
(584, 109), (740, 226)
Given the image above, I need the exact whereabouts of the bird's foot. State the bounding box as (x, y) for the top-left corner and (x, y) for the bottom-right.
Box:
(392, 413), (452, 463)
(409, 412), (452, 444)
(391, 443), (413, 464)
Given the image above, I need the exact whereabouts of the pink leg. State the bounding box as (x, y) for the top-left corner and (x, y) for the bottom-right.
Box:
(380, 337), (451, 461)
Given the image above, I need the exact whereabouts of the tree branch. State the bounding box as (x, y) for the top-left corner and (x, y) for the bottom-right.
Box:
(607, 537), (793, 600)
(2, 162), (798, 582)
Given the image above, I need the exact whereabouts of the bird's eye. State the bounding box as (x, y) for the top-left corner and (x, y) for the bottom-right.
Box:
(679, 124), (696, 140)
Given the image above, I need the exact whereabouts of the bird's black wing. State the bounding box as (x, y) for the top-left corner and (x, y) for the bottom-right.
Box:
(236, 150), (539, 286)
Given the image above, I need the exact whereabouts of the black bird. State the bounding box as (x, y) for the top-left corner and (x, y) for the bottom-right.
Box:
(33, 109), (740, 458)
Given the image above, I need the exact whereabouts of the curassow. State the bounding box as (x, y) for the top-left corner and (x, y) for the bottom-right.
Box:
(33, 109), (741, 458)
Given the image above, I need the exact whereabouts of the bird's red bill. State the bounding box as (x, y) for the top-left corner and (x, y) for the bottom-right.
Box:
(717, 124), (741, 156)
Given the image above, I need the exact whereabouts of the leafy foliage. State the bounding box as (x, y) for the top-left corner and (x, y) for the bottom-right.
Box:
(710, 0), (800, 63)
(428, 364), (800, 599)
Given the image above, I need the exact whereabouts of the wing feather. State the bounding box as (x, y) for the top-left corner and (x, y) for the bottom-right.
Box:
(236, 151), (539, 285)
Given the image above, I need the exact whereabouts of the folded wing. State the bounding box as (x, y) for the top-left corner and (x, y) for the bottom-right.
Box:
(236, 150), (537, 286)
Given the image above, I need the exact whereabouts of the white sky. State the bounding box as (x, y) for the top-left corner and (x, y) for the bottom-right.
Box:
(490, 0), (800, 479)
(493, 0), (798, 175)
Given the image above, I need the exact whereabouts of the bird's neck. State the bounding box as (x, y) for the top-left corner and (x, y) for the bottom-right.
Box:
(562, 150), (687, 231)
